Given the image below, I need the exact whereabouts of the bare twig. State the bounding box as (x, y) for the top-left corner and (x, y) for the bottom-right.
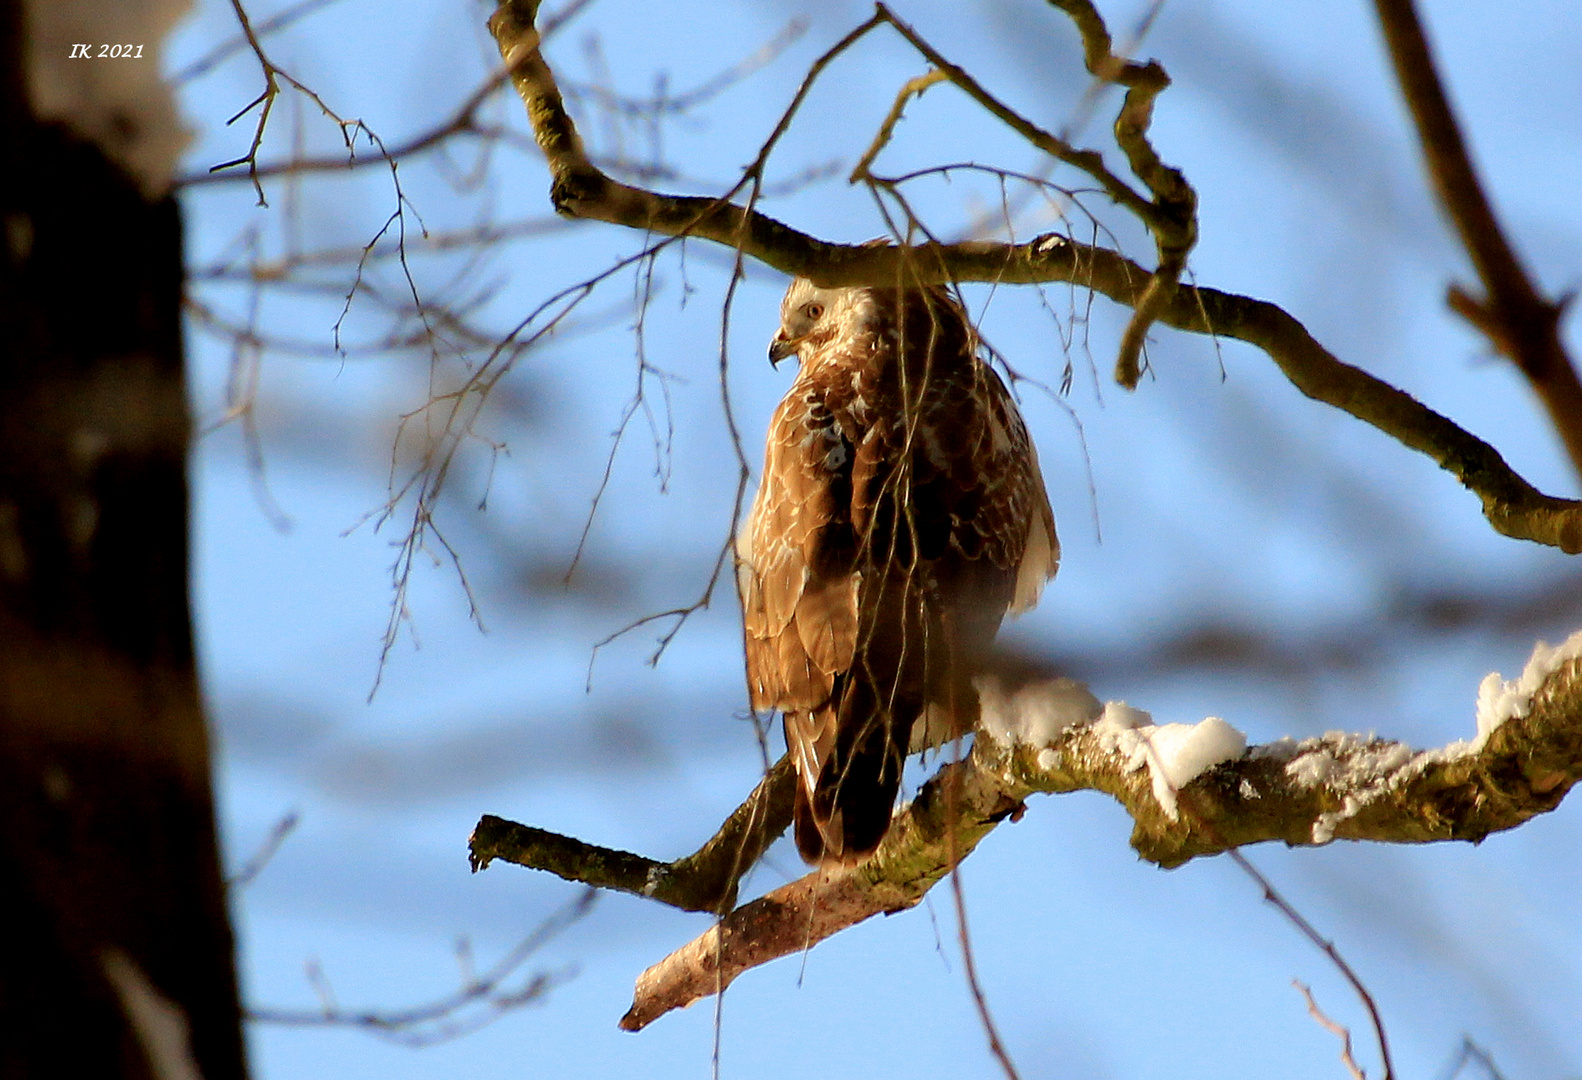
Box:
(1242, 855), (1394, 1080)
(189, 66), (518, 191)
(1127, 709), (1398, 1080)
(1439, 1036), (1510, 1080)
(226, 810), (300, 887)
(949, 853), (1024, 1080)
(226, 14), (821, 693)
(486, 0), (1582, 554)
(248, 888), (595, 1046)
(849, 68), (949, 185)
(191, 0), (599, 197)
(210, 0), (357, 205)
(1294, 981), (1369, 1080)
(191, 216), (576, 280)
(878, 0), (1187, 387)
(562, 18), (807, 120)
(173, 0), (346, 84)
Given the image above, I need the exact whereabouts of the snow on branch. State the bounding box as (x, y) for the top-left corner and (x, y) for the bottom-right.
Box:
(990, 630), (1582, 866)
(472, 633), (1582, 1029)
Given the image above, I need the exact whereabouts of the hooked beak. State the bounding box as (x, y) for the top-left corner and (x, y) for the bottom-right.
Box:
(768, 330), (798, 367)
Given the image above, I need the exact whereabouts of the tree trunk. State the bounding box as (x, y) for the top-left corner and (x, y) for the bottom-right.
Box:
(0, 6), (248, 1078)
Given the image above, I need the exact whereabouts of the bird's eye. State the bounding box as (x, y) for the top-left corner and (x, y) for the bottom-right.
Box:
(804, 303), (824, 320)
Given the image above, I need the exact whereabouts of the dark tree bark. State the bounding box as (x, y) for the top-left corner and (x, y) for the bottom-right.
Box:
(0, 8), (247, 1079)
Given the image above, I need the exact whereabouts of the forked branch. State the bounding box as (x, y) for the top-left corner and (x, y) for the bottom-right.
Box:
(1046, 0), (1196, 386)
(473, 644), (1582, 1030)
(1373, 0), (1582, 482)
(487, 0), (1582, 553)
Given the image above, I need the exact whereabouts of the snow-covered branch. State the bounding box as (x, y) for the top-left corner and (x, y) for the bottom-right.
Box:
(614, 631), (1582, 1028)
(982, 631), (1582, 867)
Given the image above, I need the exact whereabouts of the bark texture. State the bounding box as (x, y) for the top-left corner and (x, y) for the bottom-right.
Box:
(0, 9), (247, 1077)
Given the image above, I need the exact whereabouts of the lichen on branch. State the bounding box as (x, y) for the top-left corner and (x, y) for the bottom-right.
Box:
(471, 635), (1582, 1030)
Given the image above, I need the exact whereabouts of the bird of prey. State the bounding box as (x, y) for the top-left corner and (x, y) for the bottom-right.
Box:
(737, 277), (1058, 865)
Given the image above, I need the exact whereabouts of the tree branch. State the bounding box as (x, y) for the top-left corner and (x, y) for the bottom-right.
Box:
(470, 755), (795, 914)
(1372, 0), (1582, 482)
(465, 0), (1582, 1037)
(184, 65), (517, 189)
(1045, 0), (1197, 387)
(618, 750), (1020, 1032)
(620, 645), (1582, 1028)
(248, 888), (594, 1046)
(471, 637), (1582, 1031)
(1000, 641), (1582, 868)
(868, 4), (1159, 229)
(486, 0), (1582, 554)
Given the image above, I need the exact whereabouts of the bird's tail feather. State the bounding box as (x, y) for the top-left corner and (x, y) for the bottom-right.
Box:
(794, 672), (917, 865)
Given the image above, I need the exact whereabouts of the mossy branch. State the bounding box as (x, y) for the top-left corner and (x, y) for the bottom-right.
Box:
(620, 652), (1581, 1028)
(470, 646), (1582, 1030)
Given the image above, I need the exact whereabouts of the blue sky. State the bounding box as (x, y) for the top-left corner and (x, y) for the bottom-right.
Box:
(169, 0), (1582, 1077)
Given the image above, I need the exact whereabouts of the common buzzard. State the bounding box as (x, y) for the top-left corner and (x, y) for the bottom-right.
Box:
(738, 278), (1058, 865)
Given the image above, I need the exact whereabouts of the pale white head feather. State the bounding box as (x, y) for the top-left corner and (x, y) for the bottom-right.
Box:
(769, 279), (876, 366)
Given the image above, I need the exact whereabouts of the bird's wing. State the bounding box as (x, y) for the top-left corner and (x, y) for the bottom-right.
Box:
(738, 378), (858, 714)
(965, 362), (1059, 616)
(991, 371), (1060, 614)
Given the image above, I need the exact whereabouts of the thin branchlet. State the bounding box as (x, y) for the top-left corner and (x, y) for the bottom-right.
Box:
(485, 0), (1582, 554)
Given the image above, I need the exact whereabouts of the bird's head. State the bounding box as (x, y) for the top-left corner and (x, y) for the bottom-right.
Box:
(769, 278), (841, 367)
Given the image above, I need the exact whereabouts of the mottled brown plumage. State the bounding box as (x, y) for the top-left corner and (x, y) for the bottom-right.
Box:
(738, 279), (1058, 865)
